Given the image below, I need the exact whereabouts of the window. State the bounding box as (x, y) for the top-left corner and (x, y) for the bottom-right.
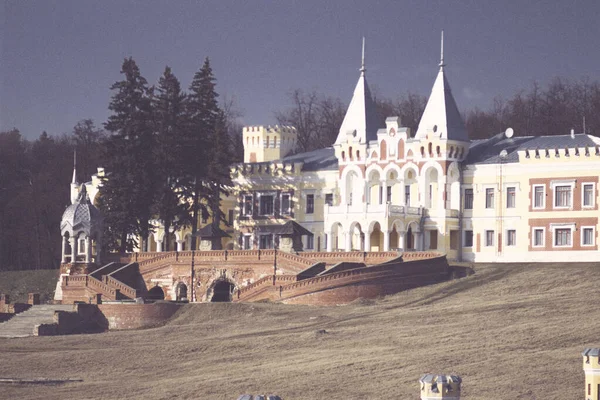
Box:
(533, 185), (545, 209)
(582, 227), (594, 246)
(533, 228), (544, 247)
(554, 228), (571, 247)
(306, 194), (314, 214)
(306, 235), (314, 250)
(507, 229), (516, 246)
(243, 195), (253, 216)
(464, 188), (473, 209)
(386, 186), (392, 203)
(583, 183), (594, 207)
(554, 185), (572, 208)
(464, 230), (473, 247)
(259, 195), (274, 215)
(405, 185), (411, 207)
(281, 193), (291, 215)
(485, 188), (494, 209)
(78, 238), (86, 254)
(259, 234), (273, 249)
(325, 193), (333, 206)
(506, 187), (516, 208)
(228, 209), (234, 225)
(242, 235), (252, 250)
(485, 230), (494, 246)
(450, 230), (459, 250)
(429, 231), (438, 250)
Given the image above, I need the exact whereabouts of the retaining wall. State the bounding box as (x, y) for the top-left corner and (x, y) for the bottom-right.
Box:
(98, 303), (183, 330)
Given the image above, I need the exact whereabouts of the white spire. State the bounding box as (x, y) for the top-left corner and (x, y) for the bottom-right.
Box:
(360, 36), (366, 75)
(71, 149), (77, 184)
(415, 32), (468, 142)
(439, 30), (445, 68)
(334, 38), (379, 145)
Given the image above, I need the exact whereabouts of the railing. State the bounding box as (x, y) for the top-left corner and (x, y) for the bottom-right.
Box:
(388, 205), (423, 216)
(63, 275), (118, 299)
(279, 255), (447, 295)
(104, 275), (138, 299)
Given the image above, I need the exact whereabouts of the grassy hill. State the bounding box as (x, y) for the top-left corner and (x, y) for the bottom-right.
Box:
(0, 262), (599, 399)
(0, 269), (58, 304)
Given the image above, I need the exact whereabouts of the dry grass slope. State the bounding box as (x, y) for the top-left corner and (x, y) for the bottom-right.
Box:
(0, 269), (58, 304)
(1, 262), (599, 400)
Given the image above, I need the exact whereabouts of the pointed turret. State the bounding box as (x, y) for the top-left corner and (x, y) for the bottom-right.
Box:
(334, 38), (379, 145)
(70, 150), (79, 204)
(415, 31), (468, 142)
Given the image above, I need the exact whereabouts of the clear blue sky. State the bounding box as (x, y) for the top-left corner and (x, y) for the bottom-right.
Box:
(2, 0), (599, 140)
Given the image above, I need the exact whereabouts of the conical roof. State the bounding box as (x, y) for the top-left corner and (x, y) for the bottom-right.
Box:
(334, 39), (379, 145)
(415, 33), (468, 142)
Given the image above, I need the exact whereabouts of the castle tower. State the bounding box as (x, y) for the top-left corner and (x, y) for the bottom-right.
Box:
(583, 348), (600, 400)
(414, 31), (469, 144)
(419, 374), (461, 400)
(243, 125), (297, 163)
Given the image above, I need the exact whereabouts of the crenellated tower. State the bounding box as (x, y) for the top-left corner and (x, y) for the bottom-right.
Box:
(243, 125), (297, 163)
(419, 373), (462, 400)
(583, 348), (600, 400)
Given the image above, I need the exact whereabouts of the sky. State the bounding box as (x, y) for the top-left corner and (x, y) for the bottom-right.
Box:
(2, 0), (600, 140)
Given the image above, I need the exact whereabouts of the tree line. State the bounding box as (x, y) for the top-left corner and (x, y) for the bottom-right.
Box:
(277, 77), (600, 153)
(1, 70), (598, 270)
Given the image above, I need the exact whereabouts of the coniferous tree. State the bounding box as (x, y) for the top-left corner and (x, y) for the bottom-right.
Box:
(152, 66), (190, 250)
(184, 58), (223, 249)
(206, 109), (233, 226)
(101, 57), (156, 252)
(72, 119), (107, 180)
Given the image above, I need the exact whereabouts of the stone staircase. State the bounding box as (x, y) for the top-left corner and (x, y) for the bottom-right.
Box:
(0, 305), (74, 338)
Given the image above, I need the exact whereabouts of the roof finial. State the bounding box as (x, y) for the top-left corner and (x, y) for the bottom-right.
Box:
(583, 115), (586, 134)
(439, 30), (445, 68)
(71, 149), (77, 184)
(360, 36), (366, 76)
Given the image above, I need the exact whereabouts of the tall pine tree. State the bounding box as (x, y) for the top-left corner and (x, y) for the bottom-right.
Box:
(101, 57), (156, 252)
(152, 66), (189, 250)
(184, 58), (223, 249)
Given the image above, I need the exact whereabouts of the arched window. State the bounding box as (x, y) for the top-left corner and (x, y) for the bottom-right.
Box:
(342, 151), (346, 161)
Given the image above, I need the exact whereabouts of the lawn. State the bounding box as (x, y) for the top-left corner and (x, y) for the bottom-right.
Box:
(0, 262), (598, 399)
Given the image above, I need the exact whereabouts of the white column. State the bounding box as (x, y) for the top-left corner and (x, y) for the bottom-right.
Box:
(383, 230), (390, 251)
(68, 237), (76, 263)
(345, 231), (352, 251)
(364, 231), (371, 252)
(61, 236), (67, 263)
(416, 232), (423, 251)
(325, 231), (332, 252)
(176, 240), (184, 252)
(156, 236), (163, 252)
(85, 236), (91, 263)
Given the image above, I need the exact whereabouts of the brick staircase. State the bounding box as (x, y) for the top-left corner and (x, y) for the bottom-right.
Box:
(0, 305), (74, 338)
